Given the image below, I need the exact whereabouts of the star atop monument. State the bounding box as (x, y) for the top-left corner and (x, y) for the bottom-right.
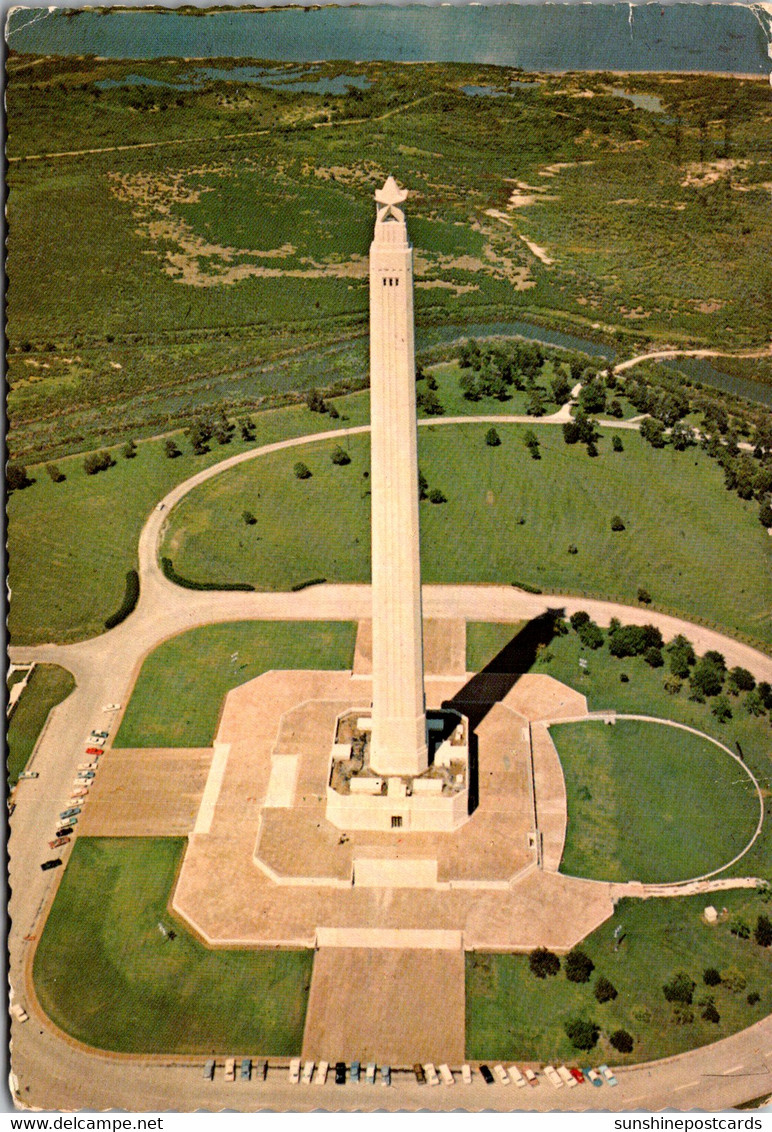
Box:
(375, 175), (408, 206)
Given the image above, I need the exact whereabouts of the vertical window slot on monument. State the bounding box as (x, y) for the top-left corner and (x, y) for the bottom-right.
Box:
(391, 816), (402, 828)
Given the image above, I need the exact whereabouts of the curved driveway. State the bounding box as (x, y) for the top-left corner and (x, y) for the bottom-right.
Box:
(8, 413), (772, 1112)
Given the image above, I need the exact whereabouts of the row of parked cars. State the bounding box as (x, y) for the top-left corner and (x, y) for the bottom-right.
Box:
(202, 1058), (618, 1088)
(41, 712), (118, 872)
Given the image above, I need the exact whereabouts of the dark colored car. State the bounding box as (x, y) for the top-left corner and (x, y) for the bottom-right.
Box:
(203, 1060), (215, 1080)
(335, 1062), (347, 1085)
(56, 826), (74, 838)
(41, 858), (62, 871)
(413, 1063), (426, 1084)
(479, 1065), (495, 1085)
(240, 1058), (252, 1080)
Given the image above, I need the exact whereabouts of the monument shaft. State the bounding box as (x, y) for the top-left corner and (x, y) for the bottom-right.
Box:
(368, 180), (428, 776)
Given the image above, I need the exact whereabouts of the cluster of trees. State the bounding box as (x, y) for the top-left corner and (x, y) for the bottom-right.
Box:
(306, 388), (340, 420)
(607, 619), (664, 668)
(418, 469), (446, 505)
(185, 406), (236, 454)
(523, 429), (541, 460)
(562, 412), (600, 455)
(529, 946), (630, 1052)
(83, 450), (115, 476)
(456, 337), (564, 410)
(570, 611), (604, 650)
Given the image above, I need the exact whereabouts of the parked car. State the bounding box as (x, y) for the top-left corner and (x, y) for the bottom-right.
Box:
(240, 1058), (251, 1081)
(254, 1059), (267, 1081)
(224, 1058), (235, 1082)
(90, 731), (109, 740)
(288, 1058), (301, 1084)
(350, 1060), (360, 1083)
(86, 737), (106, 748)
(493, 1064), (509, 1085)
(365, 1063), (376, 1084)
(439, 1063), (454, 1086)
(570, 1068), (585, 1086)
(544, 1066), (563, 1089)
(85, 748), (103, 756)
(10, 1003), (28, 1022)
(41, 859), (62, 871)
(507, 1065), (526, 1087)
(60, 808), (81, 819)
(49, 837), (70, 849)
(301, 1060), (314, 1085)
(103, 704), (121, 712)
(583, 1068), (602, 1087)
(78, 763), (97, 771)
(479, 1065), (495, 1085)
(461, 1064), (472, 1085)
(413, 1063), (426, 1084)
(380, 1065), (391, 1087)
(558, 1065), (576, 1087)
(599, 1064), (618, 1087)
(524, 1068), (539, 1087)
(19, 771), (38, 780)
(203, 1060), (215, 1081)
(424, 1063), (439, 1086)
(315, 1060), (328, 1086)
(335, 1062), (347, 1085)
(55, 826), (74, 837)
(77, 771), (96, 780)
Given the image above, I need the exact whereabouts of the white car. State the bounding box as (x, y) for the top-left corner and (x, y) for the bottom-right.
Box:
(224, 1058), (235, 1082)
(424, 1063), (439, 1086)
(289, 1058), (301, 1084)
(558, 1065), (577, 1087)
(599, 1064), (618, 1087)
(507, 1065), (526, 1087)
(85, 736), (106, 748)
(461, 1064), (472, 1085)
(524, 1068), (539, 1087)
(493, 1064), (510, 1085)
(301, 1060), (314, 1084)
(544, 1065), (564, 1089)
(365, 1063), (376, 1084)
(315, 1061), (328, 1086)
(438, 1063), (454, 1085)
(10, 1003), (28, 1023)
(103, 704), (122, 712)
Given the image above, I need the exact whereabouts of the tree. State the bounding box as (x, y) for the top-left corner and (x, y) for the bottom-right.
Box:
(459, 369), (481, 401)
(7, 463), (30, 491)
(578, 620), (604, 649)
(640, 417), (667, 448)
(294, 461), (312, 479)
(331, 445), (351, 466)
(417, 387), (444, 415)
(428, 488), (446, 504)
(239, 416), (256, 441)
(418, 470), (428, 501)
(551, 374), (571, 404)
(578, 380), (606, 415)
(122, 440), (137, 459)
(608, 399), (624, 419)
(691, 656), (725, 697)
(45, 463), (65, 483)
(570, 611), (590, 631)
(528, 947), (560, 979)
(755, 914), (772, 947)
(711, 695), (732, 723)
(637, 587), (652, 604)
(485, 427), (501, 447)
(594, 976), (618, 1003)
(609, 1029), (634, 1053)
(564, 1018), (599, 1050)
(242, 510), (257, 526)
(671, 421), (696, 451)
(527, 389), (546, 417)
(306, 389), (328, 413)
(565, 949), (594, 983)
(728, 666), (755, 693)
(83, 450), (114, 476)
(328, 403), (340, 420)
(702, 1002), (720, 1024)
(668, 635), (696, 678)
(612, 435), (624, 453)
(610, 515), (625, 531)
(704, 968), (721, 986)
(164, 438), (181, 459)
(663, 972), (694, 1004)
(644, 646), (664, 668)
(523, 429), (540, 459)
(186, 418), (212, 455)
(759, 502), (772, 529)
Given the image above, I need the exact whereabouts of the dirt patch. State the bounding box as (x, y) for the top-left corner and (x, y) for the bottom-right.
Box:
(681, 159), (750, 188)
(538, 160), (595, 177)
(519, 235), (553, 266)
(302, 947), (466, 1065)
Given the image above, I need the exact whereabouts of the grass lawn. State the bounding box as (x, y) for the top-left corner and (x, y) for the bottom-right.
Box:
(468, 621), (772, 881)
(7, 664), (75, 787)
(6, 402), (355, 646)
(114, 620), (356, 748)
(162, 422), (772, 651)
(466, 890), (772, 1065)
(33, 838), (313, 1054)
(552, 719), (760, 884)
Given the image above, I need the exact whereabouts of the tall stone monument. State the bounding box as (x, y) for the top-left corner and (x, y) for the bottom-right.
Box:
(325, 178), (469, 833)
(368, 176), (429, 778)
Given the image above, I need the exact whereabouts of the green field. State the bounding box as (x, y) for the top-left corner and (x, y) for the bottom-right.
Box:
(7, 58), (772, 460)
(114, 620), (356, 748)
(468, 620), (772, 882)
(161, 421), (772, 650)
(552, 719), (759, 884)
(466, 890), (772, 1065)
(6, 401), (355, 645)
(7, 664), (75, 786)
(33, 838), (312, 1054)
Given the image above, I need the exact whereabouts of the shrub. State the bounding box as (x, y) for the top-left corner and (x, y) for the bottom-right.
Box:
(644, 647), (664, 668)
(610, 515), (625, 532)
(564, 1018), (600, 1050)
(331, 445), (351, 466)
(164, 438), (181, 459)
(45, 463), (65, 483)
(570, 611), (590, 630)
(747, 991), (760, 1005)
(428, 488), (447, 504)
(104, 569), (140, 630)
(83, 450), (114, 476)
(529, 947), (560, 979)
(640, 417), (667, 448)
(565, 949), (595, 983)
(417, 388), (444, 415)
(485, 427), (501, 447)
(702, 1002), (720, 1024)
(663, 972), (694, 1005)
(754, 914), (772, 947)
(306, 389), (327, 413)
(294, 462), (312, 479)
(722, 968), (747, 993)
(242, 511), (257, 526)
(691, 656), (725, 698)
(729, 918), (750, 940)
(711, 696), (732, 723)
(160, 557), (254, 592)
(594, 976), (618, 1003)
(703, 968), (721, 987)
(728, 667), (755, 693)
(122, 440), (137, 459)
(7, 463), (31, 491)
(609, 1029), (634, 1053)
(637, 587), (651, 604)
(567, 544), (578, 555)
(578, 620), (604, 650)
(760, 502), (772, 528)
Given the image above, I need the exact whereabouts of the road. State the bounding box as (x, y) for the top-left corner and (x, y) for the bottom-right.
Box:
(8, 418), (772, 1113)
(614, 343), (772, 375)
